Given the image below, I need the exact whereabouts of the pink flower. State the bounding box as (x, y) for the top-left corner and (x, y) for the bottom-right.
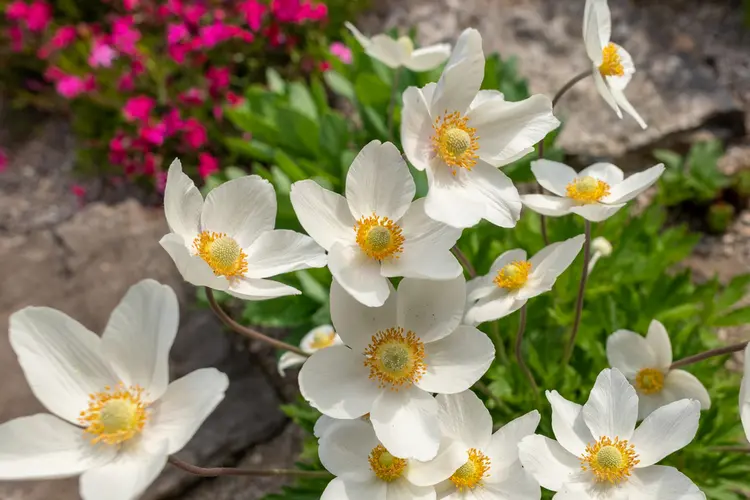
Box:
(0, 149), (8, 173)
(123, 0), (139, 10)
(123, 95), (155, 122)
(198, 153), (219, 178)
(213, 105), (223, 122)
(318, 60), (331, 72)
(142, 153), (157, 175)
(226, 92), (244, 106)
(9, 26), (23, 51)
(56, 74), (87, 99)
(182, 4), (206, 25)
(42, 26), (76, 56)
(199, 21), (232, 48)
(25, 0), (51, 32)
(71, 184), (86, 200)
(155, 170), (168, 193)
(89, 40), (117, 67)
(112, 16), (141, 55)
(330, 42), (352, 64)
(44, 66), (64, 81)
(240, 0), (267, 31)
(168, 43), (190, 63)
(178, 87), (205, 106)
(182, 118), (207, 149)
(167, 23), (189, 45)
(140, 122), (167, 145)
(117, 73), (135, 92)
(5, 1), (28, 20)
(109, 133), (128, 165)
(163, 108), (182, 135)
(207, 66), (230, 95)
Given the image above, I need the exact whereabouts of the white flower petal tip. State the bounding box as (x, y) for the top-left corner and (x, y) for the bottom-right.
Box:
(346, 22), (451, 71)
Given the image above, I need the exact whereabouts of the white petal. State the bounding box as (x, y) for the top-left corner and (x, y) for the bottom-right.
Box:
(367, 34), (408, 68)
(145, 368), (229, 454)
(578, 162), (624, 186)
(605, 330), (655, 378)
(370, 386), (441, 460)
(329, 241), (391, 307)
(430, 28), (484, 116)
(9, 308), (117, 425)
(405, 44), (452, 72)
(610, 85), (647, 130)
(278, 351), (307, 375)
(201, 175), (276, 248)
(387, 478), (437, 500)
(485, 410), (540, 471)
(314, 415), (341, 439)
(0, 414), (115, 480)
(466, 290), (523, 323)
(227, 277), (300, 300)
(159, 233), (229, 290)
(481, 462), (541, 499)
(417, 326), (494, 394)
(664, 370), (711, 410)
(582, 368), (638, 440)
(330, 277), (397, 352)
(528, 234), (585, 292)
(318, 419), (378, 480)
(290, 180), (355, 251)
(547, 390), (593, 457)
(424, 164), (485, 228)
(518, 435), (580, 491)
(346, 140), (416, 222)
(243, 230), (326, 278)
(592, 69), (622, 117)
(606, 45), (636, 91)
(101, 280), (178, 401)
(300, 325), (339, 353)
(583, 0), (610, 63)
(637, 392), (675, 422)
(322, 476), (387, 500)
(397, 276), (466, 344)
(631, 399), (700, 467)
(434, 390), (492, 449)
(401, 84), (436, 172)
(530, 159), (578, 197)
(469, 94), (559, 167)
(569, 203), (625, 222)
(463, 161), (522, 228)
(299, 345), (380, 419)
(79, 442), (168, 500)
(345, 22), (372, 49)
(164, 158), (203, 241)
(521, 194), (573, 217)
(605, 164), (665, 205)
(406, 441), (467, 487)
(645, 320), (673, 370)
(627, 466), (705, 500)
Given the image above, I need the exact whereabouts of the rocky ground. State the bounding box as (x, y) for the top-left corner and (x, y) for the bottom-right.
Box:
(0, 0), (749, 499)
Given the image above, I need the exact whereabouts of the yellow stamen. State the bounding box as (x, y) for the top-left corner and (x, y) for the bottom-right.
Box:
(363, 327), (426, 390)
(368, 444), (407, 482)
(599, 43), (624, 77)
(566, 176), (610, 204)
(79, 384), (149, 445)
(494, 261), (532, 290)
(432, 111), (479, 175)
(450, 448), (491, 490)
(354, 214), (404, 261)
(193, 231), (248, 279)
(581, 436), (639, 483)
(635, 368), (665, 395)
(309, 330), (337, 350)
(397, 36), (414, 55)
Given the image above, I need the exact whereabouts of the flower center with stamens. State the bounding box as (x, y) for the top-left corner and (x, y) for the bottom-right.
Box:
(355, 215), (404, 261)
(309, 330), (336, 350)
(494, 261), (532, 290)
(566, 176), (610, 204)
(368, 444), (407, 482)
(397, 36), (414, 55)
(599, 43), (624, 77)
(193, 231), (248, 279)
(432, 111), (479, 174)
(363, 327), (426, 390)
(581, 436), (639, 483)
(635, 368), (665, 395)
(79, 384), (149, 445)
(450, 448), (491, 490)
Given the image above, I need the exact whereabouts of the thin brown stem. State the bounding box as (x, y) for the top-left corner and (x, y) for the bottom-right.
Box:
(387, 67), (402, 141)
(514, 305), (539, 398)
(563, 221), (591, 365)
(205, 288), (308, 357)
(552, 70), (591, 108)
(670, 341), (748, 370)
(168, 456), (332, 478)
(451, 246), (476, 279)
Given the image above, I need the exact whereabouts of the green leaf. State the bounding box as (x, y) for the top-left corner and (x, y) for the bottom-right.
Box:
(274, 150), (307, 182)
(242, 295), (319, 328)
(653, 149), (684, 171)
(266, 68), (286, 94)
(354, 73), (391, 106)
(225, 138), (276, 162)
(323, 71), (356, 101)
(296, 270), (329, 304)
(288, 82), (318, 121)
(223, 166), (246, 180)
(712, 306), (750, 327)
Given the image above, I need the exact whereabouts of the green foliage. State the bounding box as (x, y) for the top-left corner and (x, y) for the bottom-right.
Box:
(655, 140), (729, 207)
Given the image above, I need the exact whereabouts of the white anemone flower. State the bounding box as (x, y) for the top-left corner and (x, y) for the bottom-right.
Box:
(521, 160), (664, 222)
(519, 368), (704, 500)
(160, 158), (326, 300)
(406, 390), (541, 500)
(587, 236), (613, 273)
(277, 325), (343, 375)
(345, 22), (451, 71)
(741, 344), (750, 443)
(401, 28), (560, 229)
(290, 140), (462, 307)
(299, 276), (494, 461)
(0, 280), (229, 500)
(583, 0), (647, 129)
(319, 419), (436, 500)
(607, 320), (711, 420)
(465, 235), (585, 324)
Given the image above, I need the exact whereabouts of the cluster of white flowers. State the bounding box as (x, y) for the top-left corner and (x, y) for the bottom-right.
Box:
(0, 1), (744, 499)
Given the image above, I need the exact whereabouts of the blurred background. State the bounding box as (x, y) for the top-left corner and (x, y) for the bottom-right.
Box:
(0, 0), (748, 499)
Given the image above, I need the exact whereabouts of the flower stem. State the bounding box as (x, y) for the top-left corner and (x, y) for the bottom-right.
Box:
(168, 456), (332, 478)
(490, 321), (509, 365)
(563, 220), (592, 365)
(515, 305), (540, 402)
(387, 67), (403, 141)
(205, 287), (308, 357)
(451, 245), (477, 279)
(670, 341), (748, 370)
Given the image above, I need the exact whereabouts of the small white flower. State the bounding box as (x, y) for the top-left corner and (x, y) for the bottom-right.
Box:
(406, 390), (541, 499)
(588, 236), (613, 273)
(277, 325), (343, 375)
(521, 160), (664, 222)
(583, 0), (647, 129)
(742, 344), (750, 443)
(607, 320), (711, 420)
(519, 368), (705, 500)
(401, 28), (560, 229)
(160, 158), (326, 300)
(0, 280), (229, 500)
(465, 235), (585, 324)
(319, 419), (436, 500)
(290, 140), (462, 307)
(346, 22), (451, 71)
(299, 276), (495, 461)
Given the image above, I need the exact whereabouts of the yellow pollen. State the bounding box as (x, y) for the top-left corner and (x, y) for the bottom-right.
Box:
(363, 327), (426, 390)
(368, 444), (407, 482)
(355, 214), (404, 261)
(432, 111), (479, 175)
(581, 436), (639, 484)
(450, 448), (491, 490)
(193, 231), (248, 279)
(566, 176), (610, 204)
(494, 260), (532, 290)
(635, 368), (665, 395)
(309, 330), (336, 350)
(599, 43), (625, 77)
(79, 384), (149, 445)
